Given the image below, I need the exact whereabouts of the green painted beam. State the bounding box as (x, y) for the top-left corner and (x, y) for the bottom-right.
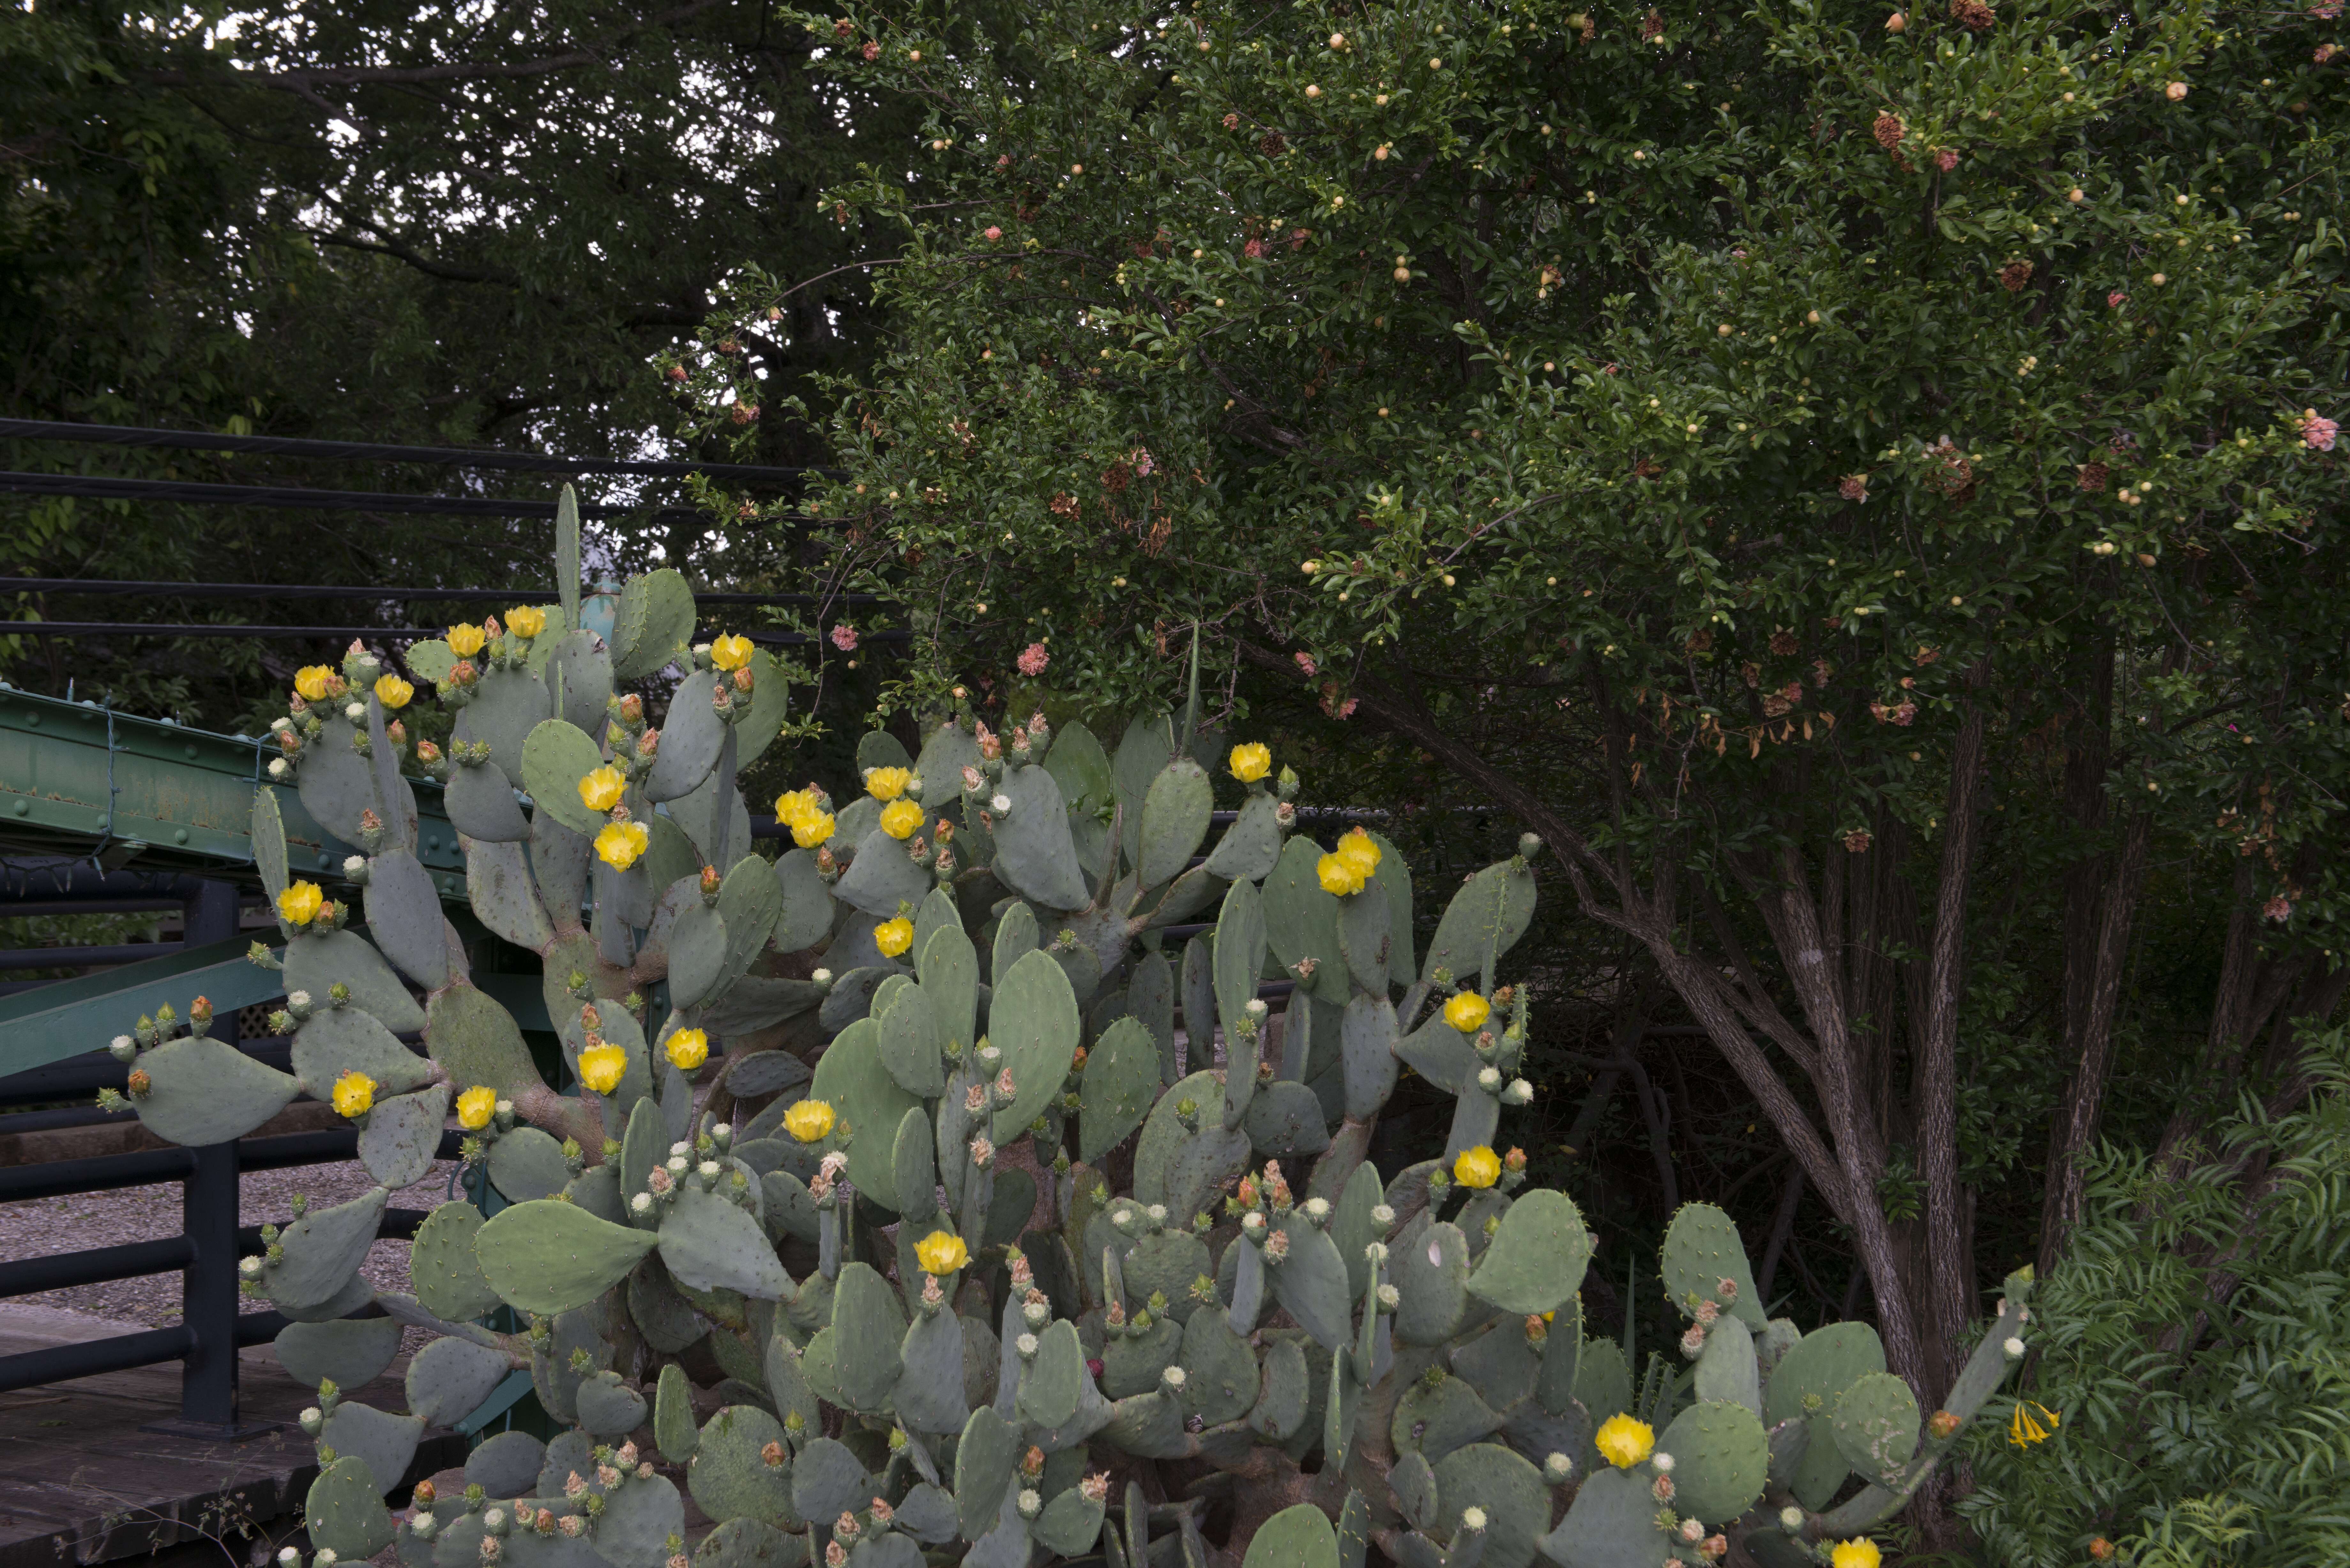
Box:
(0, 684), (467, 895)
(0, 934), (285, 1078)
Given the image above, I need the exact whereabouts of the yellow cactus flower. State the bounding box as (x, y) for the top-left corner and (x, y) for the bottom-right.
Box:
(455, 1086), (499, 1130)
(331, 1071), (376, 1118)
(2008, 1401), (2059, 1448)
(579, 766), (627, 814)
(1453, 1145), (1502, 1189)
(294, 666), (334, 701)
(578, 1043), (628, 1095)
(876, 916), (915, 958)
(774, 787), (819, 822)
(595, 820), (650, 870)
(1335, 825), (1383, 871)
(1228, 742), (1272, 783)
(879, 799), (925, 840)
(791, 811), (836, 849)
(915, 1230), (970, 1275)
(277, 881), (325, 926)
(507, 606), (549, 639)
(1594, 1413), (1655, 1468)
(1444, 991), (1493, 1034)
(864, 765), (914, 801)
(1316, 851), (1368, 896)
(710, 633), (755, 671)
(446, 623), (487, 658)
(665, 1029), (710, 1071)
(373, 674), (414, 710)
(783, 1099), (837, 1143)
(1830, 1541), (1882, 1568)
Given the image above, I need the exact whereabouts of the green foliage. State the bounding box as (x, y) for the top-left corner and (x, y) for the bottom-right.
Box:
(1960, 1026), (2350, 1568)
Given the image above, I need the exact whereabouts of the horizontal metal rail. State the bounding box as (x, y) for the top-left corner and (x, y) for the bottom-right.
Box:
(0, 578), (884, 607)
(0, 470), (711, 523)
(0, 1324), (196, 1392)
(0, 942), (184, 970)
(12, 621), (911, 646)
(0, 417), (837, 483)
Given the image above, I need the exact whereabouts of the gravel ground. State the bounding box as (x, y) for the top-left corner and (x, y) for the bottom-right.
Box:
(0, 1157), (463, 1333)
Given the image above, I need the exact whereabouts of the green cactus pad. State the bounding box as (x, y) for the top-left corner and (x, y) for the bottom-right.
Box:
(1211, 875), (1267, 1046)
(1134, 756), (1213, 888)
(1656, 1400), (1770, 1525)
(916, 917), (978, 1050)
(1101, 1311), (1182, 1397)
(610, 566), (695, 678)
(989, 947), (1081, 1136)
(294, 1006), (436, 1100)
(772, 847), (835, 953)
(876, 977), (946, 1098)
(644, 670), (728, 800)
(1331, 993), (1397, 1122)
(1536, 1297), (1583, 1415)
(304, 1455), (397, 1560)
(476, 1196), (657, 1315)
(1451, 1318), (1543, 1415)
(320, 1404), (422, 1504)
(836, 824), (934, 918)
(1330, 1160), (1390, 1300)
(461, 1429), (544, 1497)
(1202, 789), (1283, 881)
(762, 1331), (825, 1436)
(283, 929), (426, 1033)
(132, 1033), (298, 1148)
(654, 1362), (699, 1462)
(1122, 948), (1176, 1085)
(668, 901), (729, 1009)
(1393, 1373), (1504, 1466)
(355, 847), (447, 988)
(1263, 837), (1348, 1001)
(1335, 876), (1393, 996)
(1177, 1300), (1261, 1426)
(273, 1315), (401, 1393)
(407, 1202), (501, 1321)
(1657, 1202), (1765, 1331)
(1693, 1315), (1761, 1417)
(807, 1017), (921, 1203)
(826, 1262), (905, 1414)
(252, 787), (291, 901)
(487, 1126), (572, 1202)
(1572, 1339), (1632, 1430)
(1420, 859), (1536, 994)
(1018, 1318), (1088, 1428)
(1248, 1336), (1311, 1441)
(1032, 1483), (1107, 1557)
(692, 1518), (802, 1568)
(955, 1404), (1018, 1537)
(464, 838), (556, 950)
(265, 1185), (386, 1309)
(1244, 1503), (1340, 1568)
(531, 813), (592, 930)
(536, 1428), (596, 1497)
(404, 1332), (510, 1426)
(890, 1106), (939, 1223)
(1466, 1190), (1592, 1317)
(294, 715), (374, 841)
(575, 1368), (648, 1436)
(991, 763), (1090, 910)
(517, 718), (606, 836)
(1078, 1015), (1159, 1162)
(687, 1405), (796, 1530)
(592, 1472), (685, 1567)
(914, 718), (983, 811)
(1391, 1221), (1472, 1345)
(426, 983), (540, 1096)
(1536, 1466), (1670, 1568)
(1430, 1444), (1548, 1568)
(659, 1187), (791, 1300)
(1764, 1321), (1885, 1425)
(792, 1443), (876, 1542)
(1830, 1369), (1921, 1482)
(1392, 1448), (1441, 1530)
(1268, 1213), (1353, 1352)
(893, 1295), (969, 1434)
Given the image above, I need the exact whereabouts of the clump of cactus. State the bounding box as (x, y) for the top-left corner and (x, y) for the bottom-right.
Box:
(111, 497), (2032, 1567)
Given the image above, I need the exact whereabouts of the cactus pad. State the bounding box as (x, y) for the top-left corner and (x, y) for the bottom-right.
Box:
(304, 1455), (397, 1560)
(273, 1316), (401, 1393)
(1078, 1015), (1161, 1162)
(1538, 1466), (1670, 1568)
(688, 1405), (796, 1530)
(807, 1017), (920, 1203)
(1830, 1369), (1921, 1482)
(463, 1430), (545, 1498)
(1431, 1443), (1547, 1568)
(658, 1187), (791, 1300)
(1656, 1399), (1770, 1525)
(404, 1332), (510, 1426)
(133, 1033), (299, 1147)
(476, 1197), (657, 1315)
(1659, 1202), (1765, 1331)
(1391, 1222), (1472, 1345)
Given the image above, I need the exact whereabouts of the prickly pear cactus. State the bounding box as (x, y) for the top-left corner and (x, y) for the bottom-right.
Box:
(101, 497), (2034, 1567)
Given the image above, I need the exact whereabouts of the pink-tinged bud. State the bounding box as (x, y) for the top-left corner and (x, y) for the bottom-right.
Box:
(1929, 1409), (1961, 1439)
(969, 1135), (995, 1166)
(995, 1067), (1017, 1097)
(565, 1472), (588, 1498)
(619, 693), (644, 723)
(974, 722), (1000, 760)
(833, 1511), (860, 1543)
(535, 1510), (556, 1535)
(359, 808), (383, 833)
(1019, 1446), (1045, 1481)
(638, 728), (661, 757)
(1695, 1300), (1720, 1324)
(1080, 1472), (1110, 1504)
(616, 1442), (639, 1467)
(824, 1545), (846, 1568)
(1086, 1358), (1105, 1380)
(869, 1498), (893, 1524)
(1263, 1229), (1291, 1261)
(1503, 1146), (1527, 1172)
(1236, 1175), (1260, 1208)
(761, 1441), (785, 1468)
(1717, 1277), (1738, 1300)
(1680, 1325), (1707, 1357)
(921, 1274), (945, 1308)
(1653, 1474), (1675, 1502)
(961, 764), (985, 793)
(1106, 1300), (1127, 1326)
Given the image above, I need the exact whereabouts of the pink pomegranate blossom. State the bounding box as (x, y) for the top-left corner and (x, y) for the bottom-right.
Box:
(830, 622), (859, 652)
(1293, 651), (1317, 676)
(2300, 411), (2339, 452)
(1017, 642), (1050, 676)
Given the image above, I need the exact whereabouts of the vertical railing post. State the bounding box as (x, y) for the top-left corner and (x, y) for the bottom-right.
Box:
(171, 879), (254, 1434)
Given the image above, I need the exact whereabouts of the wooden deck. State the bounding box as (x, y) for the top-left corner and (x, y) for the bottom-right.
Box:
(0, 1305), (459, 1568)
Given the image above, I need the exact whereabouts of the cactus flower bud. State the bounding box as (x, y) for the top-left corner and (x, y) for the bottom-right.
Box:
(1162, 1365), (1186, 1390)
(1546, 1452), (1574, 1481)
(126, 1068), (153, 1097)
(1928, 1409), (1961, 1440)
(2003, 1336), (2026, 1358)
(1263, 1229), (1292, 1262)
(1015, 1489), (1041, 1521)
(1780, 1507), (1805, 1533)
(1652, 1474), (1676, 1503)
